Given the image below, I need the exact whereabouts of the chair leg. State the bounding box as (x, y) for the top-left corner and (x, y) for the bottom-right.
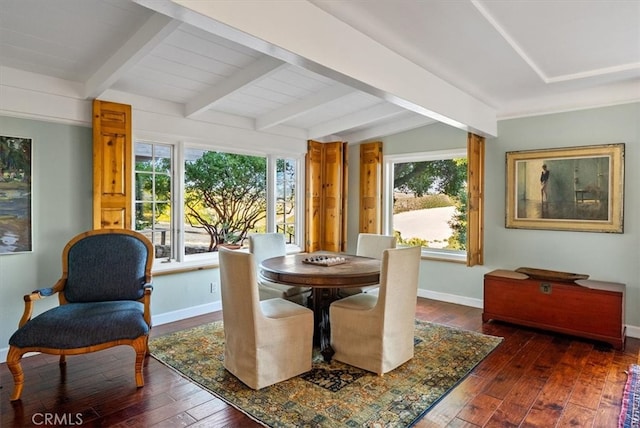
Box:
(133, 335), (148, 388)
(7, 346), (25, 401)
(59, 354), (66, 365)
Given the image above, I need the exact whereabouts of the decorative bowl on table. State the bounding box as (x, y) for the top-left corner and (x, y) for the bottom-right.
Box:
(302, 256), (347, 266)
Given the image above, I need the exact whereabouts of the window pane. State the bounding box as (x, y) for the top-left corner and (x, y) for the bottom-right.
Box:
(392, 158), (467, 251)
(153, 145), (171, 174)
(152, 191), (172, 258)
(135, 143), (153, 170)
(135, 173), (153, 201)
(154, 174), (171, 202)
(184, 150), (267, 253)
(135, 201), (153, 230)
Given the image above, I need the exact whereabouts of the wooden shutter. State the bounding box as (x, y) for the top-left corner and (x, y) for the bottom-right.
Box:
(359, 141), (382, 233)
(305, 141), (323, 252)
(305, 140), (347, 252)
(92, 100), (132, 229)
(467, 133), (485, 266)
(323, 142), (346, 251)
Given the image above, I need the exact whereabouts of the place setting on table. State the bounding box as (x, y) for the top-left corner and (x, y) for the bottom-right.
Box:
(302, 254), (347, 266)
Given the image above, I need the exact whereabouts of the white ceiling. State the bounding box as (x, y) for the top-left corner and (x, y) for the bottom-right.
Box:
(1, 0), (638, 142)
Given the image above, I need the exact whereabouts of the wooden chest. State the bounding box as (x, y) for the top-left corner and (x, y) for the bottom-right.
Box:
(483, 269), (625, 350)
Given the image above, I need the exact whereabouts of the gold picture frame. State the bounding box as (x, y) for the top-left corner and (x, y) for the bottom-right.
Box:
(506, 143), (624, 233)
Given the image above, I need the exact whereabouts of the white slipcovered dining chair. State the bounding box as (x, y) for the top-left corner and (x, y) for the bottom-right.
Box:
(338, 233), (397, 297)
(330, 245), (421, 375)
(249, 233), (311, 306)
(218, 248), (314, 389)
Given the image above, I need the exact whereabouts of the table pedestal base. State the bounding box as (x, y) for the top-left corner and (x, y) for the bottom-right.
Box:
(309, 288), (340, 362)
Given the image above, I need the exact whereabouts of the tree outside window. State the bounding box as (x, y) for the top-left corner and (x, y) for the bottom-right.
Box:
(184, 150), (267, 252)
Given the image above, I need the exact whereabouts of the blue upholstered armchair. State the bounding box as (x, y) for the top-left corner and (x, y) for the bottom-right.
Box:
(6, 229), (154, 401)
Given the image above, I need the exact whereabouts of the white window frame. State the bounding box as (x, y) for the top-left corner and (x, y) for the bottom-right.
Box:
(133, 140), (175, 260)
(140, 140), (304, 272)
(269, 154), (304, 246)
(383, 148), (467, 263)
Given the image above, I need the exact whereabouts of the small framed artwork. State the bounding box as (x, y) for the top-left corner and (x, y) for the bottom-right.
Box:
(506, 143), (624, 233)
(0, 135), (33, 254)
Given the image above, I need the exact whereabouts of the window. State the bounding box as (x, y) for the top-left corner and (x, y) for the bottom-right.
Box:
(276, 158), (297, 244)
(134, 142), (172, 260)
(383, 149), (467, 262)
(134, 141), (300, 267)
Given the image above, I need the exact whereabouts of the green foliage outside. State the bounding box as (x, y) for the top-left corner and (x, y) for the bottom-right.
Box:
(135, 150), (298, 253)
(447, 185), (467, 250)
(394, 159), (466, 197)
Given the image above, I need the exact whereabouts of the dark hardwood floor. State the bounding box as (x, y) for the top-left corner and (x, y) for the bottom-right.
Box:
(1, 298), (637, 427)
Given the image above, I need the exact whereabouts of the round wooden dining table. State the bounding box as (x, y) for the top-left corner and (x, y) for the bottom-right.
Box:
(259, 252), (381, 361)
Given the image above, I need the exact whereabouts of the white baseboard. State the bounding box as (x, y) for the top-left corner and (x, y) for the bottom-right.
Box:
(417, 289), (484, 309)
(151, 301), (222, 327)
(626, 325), (640, 339)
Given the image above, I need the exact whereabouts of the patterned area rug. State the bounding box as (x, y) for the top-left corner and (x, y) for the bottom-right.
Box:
(150, 320), (502, 427)
(620, 364), (640, 428)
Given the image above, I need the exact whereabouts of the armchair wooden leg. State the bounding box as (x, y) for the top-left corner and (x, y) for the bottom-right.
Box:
(7, 346), (25, 401)
(59, 354), (66, 365)
(133, 335), (148, 388)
